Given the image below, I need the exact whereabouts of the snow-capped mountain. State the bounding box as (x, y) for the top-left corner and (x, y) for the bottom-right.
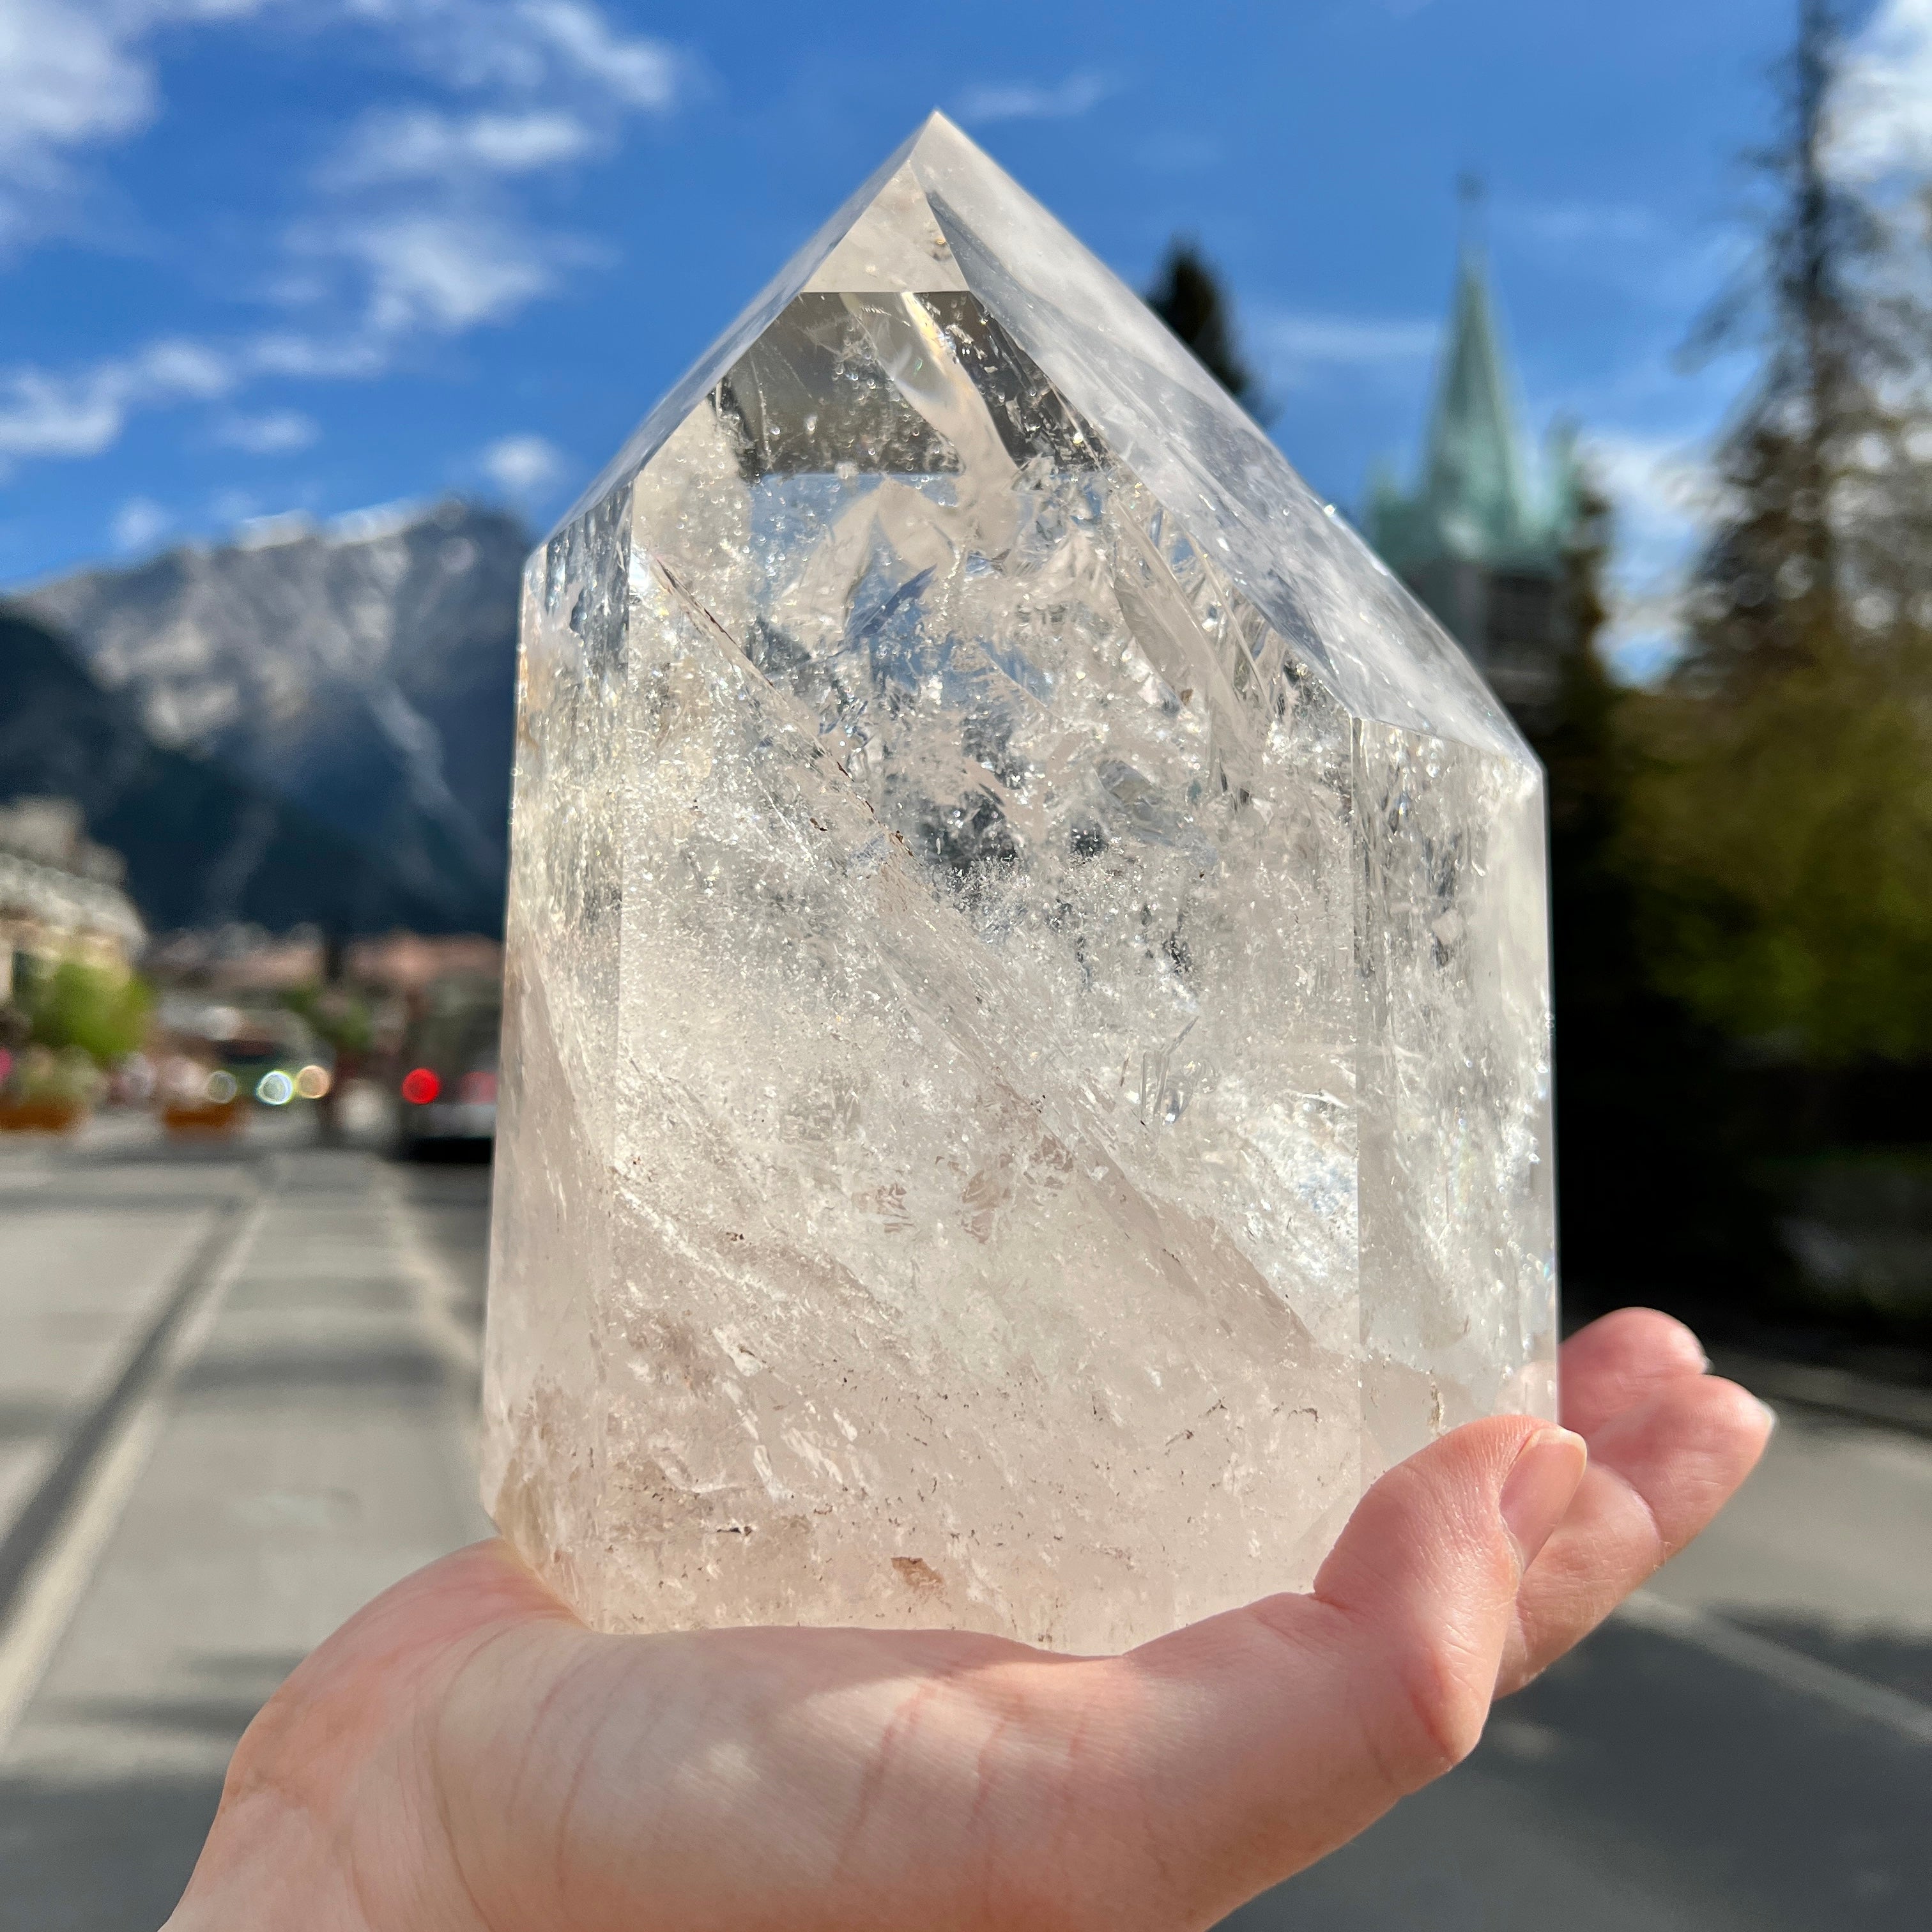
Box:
(0, 606), (461, 934)
(19, 498), (528, 933)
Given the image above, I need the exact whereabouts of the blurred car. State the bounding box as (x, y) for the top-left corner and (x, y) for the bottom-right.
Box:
(394, 974), (502, 1157)
(213, 1010), (332, 1112)
(151, 999), (334, 1135)
(156, 1059), (243, 1128)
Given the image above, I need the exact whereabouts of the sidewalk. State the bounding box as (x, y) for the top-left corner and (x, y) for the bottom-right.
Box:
(0, 1146), (488, 1932)
(0, 1134), (246, 1563)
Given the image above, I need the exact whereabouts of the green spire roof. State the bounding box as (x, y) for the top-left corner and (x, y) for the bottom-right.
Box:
(1427, 250), (1533, 549)
(1368, 243), (1572, 578)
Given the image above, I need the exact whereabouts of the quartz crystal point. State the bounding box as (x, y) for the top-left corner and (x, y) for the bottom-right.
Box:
(483, 112), (1556, 1653)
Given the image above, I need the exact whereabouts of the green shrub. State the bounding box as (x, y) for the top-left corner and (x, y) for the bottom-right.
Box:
(25, 961), (154, 1066)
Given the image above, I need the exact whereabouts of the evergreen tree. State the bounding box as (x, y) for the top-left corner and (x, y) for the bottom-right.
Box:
(1146, 241), (1266, 416)
(1627, 0), (1932, 1067)
(1529, 479), (1784, 1308)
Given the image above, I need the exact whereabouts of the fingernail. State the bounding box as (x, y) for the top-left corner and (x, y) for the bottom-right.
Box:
(1500, 1427), (1589, 1573)
(1754, 1397), (1779, 1436)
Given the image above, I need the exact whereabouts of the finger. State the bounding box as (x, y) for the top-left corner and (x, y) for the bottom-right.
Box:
(1560, 1307), (1710, 1438)
(1114, 1415), (1586, 1919)
(1498, 1372), (1772, 1695)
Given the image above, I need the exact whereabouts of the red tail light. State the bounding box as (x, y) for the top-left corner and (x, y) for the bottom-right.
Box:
(401, 1067), (441, 1105)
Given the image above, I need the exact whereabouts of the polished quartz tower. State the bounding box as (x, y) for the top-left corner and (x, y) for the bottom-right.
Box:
(483, 114), (1556, 1653)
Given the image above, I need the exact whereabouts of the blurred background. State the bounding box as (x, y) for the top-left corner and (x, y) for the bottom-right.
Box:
(1, 0), (1928, 1924)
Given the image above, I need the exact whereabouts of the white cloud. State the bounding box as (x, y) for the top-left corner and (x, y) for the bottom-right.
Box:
(955, 73), (1113, 125)
(247, 330), (391, 379)
(509, 0), (678, 109)
(345, 0), (682, 112)
(215, 408), (318, 452)
(1262, 314), (1439, 363)
(0, 0), (291, 246)
(111, 495), (173, 553)
(315, 211), (558, 333)
(1583, 427), (1713, 680)
(1505, 201), (1659, 247)
(0, 0), (688, 479)
(0, 337), (238, 472)
(325, 107), (595, 186)
(0, 325), (394, 479)
(0, 1), (155, 157)
(136, 339), (233, 396)
(3, 364), (144, 466)
(0, 288), (569, 480)
(1588, 428), (1710, 569)
(1255, 310), (1438, 388)
(0, 0), (156, 246)
(481, 431), (564, 497)
(1829, 0), (1932, 179)
(1, 0), (680, 256)
(1503, 208), (1737, 316)
(289, 5), (678, 372)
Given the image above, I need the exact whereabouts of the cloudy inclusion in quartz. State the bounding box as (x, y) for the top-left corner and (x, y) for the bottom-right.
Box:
(482, 114), (1556, 1652)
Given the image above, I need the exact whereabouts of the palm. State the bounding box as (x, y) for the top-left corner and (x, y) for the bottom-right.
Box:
(169, 1310), (1768, 1932)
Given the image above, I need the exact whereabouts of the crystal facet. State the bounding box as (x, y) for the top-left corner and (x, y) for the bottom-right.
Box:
(482, 114), (1556, 1652)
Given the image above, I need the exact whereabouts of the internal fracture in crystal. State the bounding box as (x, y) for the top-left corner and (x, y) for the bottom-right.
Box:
(482, 113), (1557, 1653)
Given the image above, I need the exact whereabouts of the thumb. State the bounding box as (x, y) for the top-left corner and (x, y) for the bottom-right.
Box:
(1310, 1415), (1590, 1772)
(1114, 1416), (1587, 1919)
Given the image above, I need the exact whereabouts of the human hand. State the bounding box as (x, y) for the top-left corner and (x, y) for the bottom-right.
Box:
(165, 1308), (1770, 1932)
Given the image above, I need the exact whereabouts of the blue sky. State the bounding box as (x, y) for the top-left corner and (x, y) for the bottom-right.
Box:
(3, 0), (1928, 671)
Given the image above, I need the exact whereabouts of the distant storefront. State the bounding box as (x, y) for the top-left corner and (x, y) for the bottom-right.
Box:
(0, 797), (146, 999)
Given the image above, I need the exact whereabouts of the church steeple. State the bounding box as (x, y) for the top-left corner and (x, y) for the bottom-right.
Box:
(1422, 243), (1539, 560)
(1365, 213), (1580, 723)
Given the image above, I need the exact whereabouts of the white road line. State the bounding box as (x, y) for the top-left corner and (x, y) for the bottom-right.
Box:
(0, 1183), (273, 1752)
(372, 1170), (484, 1381)
(1621, 1588), (1932, 1747)
(372, 1170), (488, 1514)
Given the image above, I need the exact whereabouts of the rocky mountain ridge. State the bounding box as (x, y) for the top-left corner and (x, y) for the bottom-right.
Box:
(15, 498), (528, 935)
(0, 607), (461, 934)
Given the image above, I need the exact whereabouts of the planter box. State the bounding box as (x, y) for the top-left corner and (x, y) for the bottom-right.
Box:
(162, 1099), (244, 1137)
(0, 1099), (88, 1134)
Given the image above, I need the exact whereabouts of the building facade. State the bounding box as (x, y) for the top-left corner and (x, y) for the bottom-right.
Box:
(1367, 246), (1580, 726)
(0, 797), (146, 1002)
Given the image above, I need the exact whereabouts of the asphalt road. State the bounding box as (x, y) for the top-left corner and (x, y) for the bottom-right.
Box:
(0, 1117), (1926, 1930)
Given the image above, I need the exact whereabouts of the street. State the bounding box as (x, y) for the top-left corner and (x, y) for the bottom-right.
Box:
(0, 1121), (1928, 1929)
(0, 1118), (489, 1929)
